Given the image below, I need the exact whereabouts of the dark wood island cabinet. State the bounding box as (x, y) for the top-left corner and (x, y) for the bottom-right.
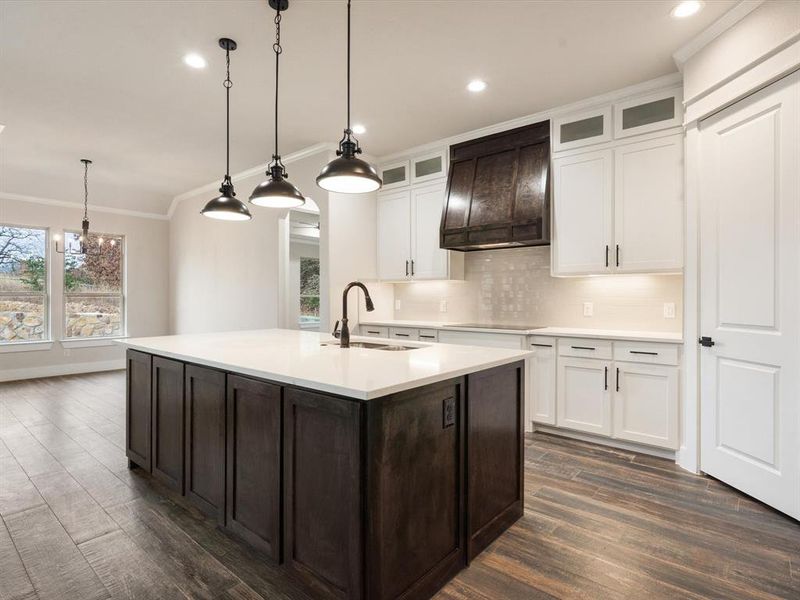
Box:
(125, 346), (524, 600)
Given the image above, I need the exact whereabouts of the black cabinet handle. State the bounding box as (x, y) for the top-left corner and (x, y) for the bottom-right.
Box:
(405, 260), (409, 276)
(604, 366), (608, 391)
(605, 245), (609, 268)
(367, 330), (381, 334)
(616, 244), (620, 267)
(571, 345), (596, 351)
(629, 350), (658, 356)
(531, 343), (553, 348)
(411, 260), (415, 276)
(394, 333), (410, 337)
(420, 335), (436, 339)
(616, 367), (620, 392)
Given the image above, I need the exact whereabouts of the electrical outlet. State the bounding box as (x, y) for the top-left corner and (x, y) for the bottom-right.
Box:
(394, 299), (401, 311)
(664, 302), (676, 319)
(439, 300), (447, 313)
(583, 302), (594, 317)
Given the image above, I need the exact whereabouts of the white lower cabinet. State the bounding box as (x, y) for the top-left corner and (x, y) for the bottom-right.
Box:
(528, 337), (556, 426)
(556, 356), (613, 436)
(613, 362), (679, 449)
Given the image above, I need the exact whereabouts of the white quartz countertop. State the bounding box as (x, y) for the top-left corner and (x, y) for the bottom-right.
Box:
(116, 329), (532, 401)
(359, 320), (683, 343)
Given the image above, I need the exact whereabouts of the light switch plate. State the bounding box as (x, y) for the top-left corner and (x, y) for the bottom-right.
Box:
(664, 302), (676, 319)
(583, 302), (594, 317)
(439, 300), (447, 313)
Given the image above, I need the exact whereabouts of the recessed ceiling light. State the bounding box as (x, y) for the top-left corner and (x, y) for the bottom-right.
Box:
(183, 53), (207, 69)
(671, 0), (703, 18)
(352, 124), (366, 135)
(467, 79), (487, 93)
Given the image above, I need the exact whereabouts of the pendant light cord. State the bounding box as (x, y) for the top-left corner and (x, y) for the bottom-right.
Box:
(273, 5), (282, 163)
(83, 160), (89, 221)
(224, 46), (232, 181)
(346, 0), (351, 135)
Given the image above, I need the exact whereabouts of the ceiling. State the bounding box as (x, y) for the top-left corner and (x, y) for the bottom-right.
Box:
(0, 0), (736, 216)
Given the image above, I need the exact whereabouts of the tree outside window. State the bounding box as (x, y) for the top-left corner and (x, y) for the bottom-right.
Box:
(299, 257), (320, 327)
(0, 225), (48, 343)
(63, 232), (125, 339)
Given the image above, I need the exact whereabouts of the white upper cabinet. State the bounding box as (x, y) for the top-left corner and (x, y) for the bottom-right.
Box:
(553, 107), (612, 152)
(410, 150), (447, 185)
(614, 134), (683, 272)
(377, 189), (412, 280)
(377, 181), (463, 281)
(614, 87), (683, 139)
(552, 149), (614, 275)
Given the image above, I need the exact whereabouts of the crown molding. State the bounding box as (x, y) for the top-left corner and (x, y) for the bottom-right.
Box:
(0, 191), (169, 221)
(375, 72), (683, 164)
(167, 142), (336, 219)
(672, 0), (765, 69)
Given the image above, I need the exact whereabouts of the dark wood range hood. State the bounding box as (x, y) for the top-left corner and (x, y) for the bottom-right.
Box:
(440, 120), (550, 251)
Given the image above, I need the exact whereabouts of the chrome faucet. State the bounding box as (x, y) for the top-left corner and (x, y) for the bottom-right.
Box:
(335, 281), (375, 348)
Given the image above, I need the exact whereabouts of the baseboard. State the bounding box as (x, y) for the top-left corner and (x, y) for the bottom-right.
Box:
(0, 359), (126, 383)
(533, 424), (676, 461)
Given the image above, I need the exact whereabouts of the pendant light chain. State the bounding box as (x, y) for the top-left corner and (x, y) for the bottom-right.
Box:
(273, 5), (283, 167)
(224, 45), (232, 181)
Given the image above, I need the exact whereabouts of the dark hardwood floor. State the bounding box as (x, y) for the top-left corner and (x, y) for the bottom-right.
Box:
(1, 371), (798, 600)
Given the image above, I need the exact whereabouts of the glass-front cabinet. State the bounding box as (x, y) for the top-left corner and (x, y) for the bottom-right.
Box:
(553, 107), (612, 152)
(613, 87), (683, 139)
(378, 160), (409, 190)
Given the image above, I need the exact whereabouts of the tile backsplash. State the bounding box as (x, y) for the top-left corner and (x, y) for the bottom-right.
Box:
(392, 246), (683, 332)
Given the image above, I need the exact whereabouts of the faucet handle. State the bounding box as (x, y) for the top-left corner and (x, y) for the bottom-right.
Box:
(332, 320), (341, 339)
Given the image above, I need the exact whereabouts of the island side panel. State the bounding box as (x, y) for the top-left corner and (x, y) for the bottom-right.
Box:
(184, 364), (227, 523)
(225, 375), (282, 560)
(466, 361), (524, 560)
(284, 388), (363, 600)
(126, 349), (152, 471)
(366, 378), (467, 600)
(151, 356), (185, 493)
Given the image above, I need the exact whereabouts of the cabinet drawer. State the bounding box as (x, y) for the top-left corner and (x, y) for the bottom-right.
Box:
(418, 329), (439, 342)
(558, 338), (613, 360)
(614, 342), (678, 366)
(390, 327), (420, 341)
(528, 335), (556, 352)
(361, 325), (389, 338)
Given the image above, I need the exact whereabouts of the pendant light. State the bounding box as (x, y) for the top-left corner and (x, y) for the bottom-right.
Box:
(316, 0), (381, 194)
(250, 0), (306, 209)
(201, 38), (252, 221)
(55, 159), (113, 255)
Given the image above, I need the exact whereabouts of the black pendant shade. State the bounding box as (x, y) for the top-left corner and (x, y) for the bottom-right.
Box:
(202, 38), (252, 221)
(249, 0), (305, 209)
(317, 0), (382, 194)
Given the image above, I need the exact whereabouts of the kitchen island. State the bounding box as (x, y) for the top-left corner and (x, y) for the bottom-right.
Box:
(119, 329), (529, 600)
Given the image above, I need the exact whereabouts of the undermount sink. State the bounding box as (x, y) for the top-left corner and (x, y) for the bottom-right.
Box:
(321, 341), (417, 351)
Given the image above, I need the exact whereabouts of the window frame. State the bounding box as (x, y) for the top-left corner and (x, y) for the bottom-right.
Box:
(61, 229), (126, 342)
(0, 222), (51, 349)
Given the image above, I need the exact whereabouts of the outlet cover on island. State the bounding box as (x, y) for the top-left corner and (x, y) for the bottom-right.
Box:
(664, 302), (676, 319)
(395, 299), (402, 311)
(583, 302), (593, 317)
(439, 300), (448, 313)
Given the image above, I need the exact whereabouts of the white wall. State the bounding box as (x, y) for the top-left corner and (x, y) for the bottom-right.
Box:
(0, 196), (169, 380)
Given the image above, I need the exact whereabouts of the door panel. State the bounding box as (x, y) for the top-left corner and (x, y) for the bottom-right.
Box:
(411, 182), (449, 279)
(151, 356), (184, 492)
(699, 70), (799, 519)
(552, 149), (613, 274)
(377, 190), (411, 280)
(556, 357), (611, 436)
(613, 363), (678, 449)
(528, 338), (556, 426)
(126, 350), (152, 471)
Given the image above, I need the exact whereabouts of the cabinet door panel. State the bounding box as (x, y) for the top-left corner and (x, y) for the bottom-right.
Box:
(557, 357), (612, 436)
(184, 365), (226, 522)
(411, 182), (449, 280)
(615, 134), (683, 272)
(614, 363), (679, 449)
(226, 375), (282, 559)
(528, 338), (556, 425)
(126, 350), (152, 471)
(552, 149), (613, 275)
(377, 190), (411, 280)
(151, 356), (184, 491)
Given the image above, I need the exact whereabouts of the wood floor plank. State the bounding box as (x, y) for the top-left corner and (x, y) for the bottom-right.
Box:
(57, 453), (142, 509)
(29, 470), (119, 544)
(0, 457), (45, 517)
(78, 530), (187, 600)
(5, 505), (109, 600)
(0, 516), (37, 600)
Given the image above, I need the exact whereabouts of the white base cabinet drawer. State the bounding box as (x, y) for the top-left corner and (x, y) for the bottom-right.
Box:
(389, 327), (419, 341)
(360, 325), (389, 338)
(613, 362), (679, 450)
(557, 357), (612, 436)
(558, 338), (613, 360)
(418, 329), (439, 342)
(438, 330), (525, 349)
(613, 341), (678, 366)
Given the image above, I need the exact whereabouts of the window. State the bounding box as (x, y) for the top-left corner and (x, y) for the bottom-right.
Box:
(63, 231), (125, 339)
(0, 225), (48, 344)
(299, 256), (320, 329)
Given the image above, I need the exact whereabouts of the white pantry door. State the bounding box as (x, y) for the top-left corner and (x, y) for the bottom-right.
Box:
(699, 70), (800, 519)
